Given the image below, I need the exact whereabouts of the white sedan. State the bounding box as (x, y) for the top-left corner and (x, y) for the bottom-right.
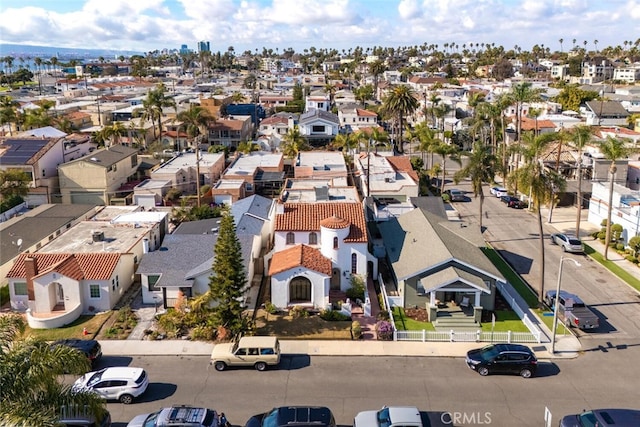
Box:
(490, 186), (509, 197)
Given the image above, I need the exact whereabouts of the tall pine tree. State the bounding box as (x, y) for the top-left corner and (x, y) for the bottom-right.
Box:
(208, 209), (250, 338)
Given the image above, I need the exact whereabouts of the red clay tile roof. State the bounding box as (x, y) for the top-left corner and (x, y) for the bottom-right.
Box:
(275, 202), (367, 243)
(268, 244), (332, 276)
(7, 253), (121, 280)
(520, 117), (557, 131)
(386, 156), (420, 182)
(319, 215), (350, 229)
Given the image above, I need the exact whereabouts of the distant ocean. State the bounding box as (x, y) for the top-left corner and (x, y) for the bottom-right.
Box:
(0, 43), (142, 68)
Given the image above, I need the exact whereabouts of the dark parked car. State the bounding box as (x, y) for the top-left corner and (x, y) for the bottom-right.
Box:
(52, 339), (102, 367)
(500, 195), (525, 208)
(245, 406), (336, 427)
(465, 343), (537, 378)
(560, 409), (640, 427)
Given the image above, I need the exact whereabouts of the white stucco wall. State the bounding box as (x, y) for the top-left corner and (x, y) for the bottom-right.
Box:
(271, 268), (330, 309)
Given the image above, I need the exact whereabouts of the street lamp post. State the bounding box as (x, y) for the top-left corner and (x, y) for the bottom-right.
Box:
(551, 256), (581, 353)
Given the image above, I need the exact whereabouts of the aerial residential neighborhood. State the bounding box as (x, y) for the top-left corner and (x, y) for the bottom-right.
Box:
(2, 5), (640, 424)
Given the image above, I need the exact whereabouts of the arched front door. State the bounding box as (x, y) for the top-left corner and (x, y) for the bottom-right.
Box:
(289, 276), (312, 304)
(330, 268), (341, 290)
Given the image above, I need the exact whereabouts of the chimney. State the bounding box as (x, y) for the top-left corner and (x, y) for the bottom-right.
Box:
(24, 256), (37, 300)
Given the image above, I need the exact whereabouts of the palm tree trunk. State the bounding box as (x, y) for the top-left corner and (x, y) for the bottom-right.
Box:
(604, 165), (616, 260)
(575, 157), (583, 237)
(478, 188), (485, 230)
(537, 203), (545, 306)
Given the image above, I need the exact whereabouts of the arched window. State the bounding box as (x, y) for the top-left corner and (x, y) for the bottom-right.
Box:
(286, 232), (295, 244)
(351, 253), (357, 273)
(308, 232), (318, 245)
(333, 236), (338, 249)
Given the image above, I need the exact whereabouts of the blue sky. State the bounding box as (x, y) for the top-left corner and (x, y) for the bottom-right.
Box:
(0, 0), (638, 55)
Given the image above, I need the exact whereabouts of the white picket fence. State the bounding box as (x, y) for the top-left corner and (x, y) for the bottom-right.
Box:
(394, 329), (541, 343)
(379, 276), (544, 344)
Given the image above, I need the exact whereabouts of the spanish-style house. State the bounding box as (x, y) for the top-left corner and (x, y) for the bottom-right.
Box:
(6, 252), (132, 329)
(377, 202), (505, 323)
(267, 202), (377, 309)
(5, 207), (168, 328)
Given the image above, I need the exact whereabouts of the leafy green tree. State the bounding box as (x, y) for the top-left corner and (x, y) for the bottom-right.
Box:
(237, 140), (259, 154)
(353, 84), (374, 107)
(0, 314), (108, 426)
(553, 85), (599, 112)
(0, 95), (19, 136)
(207, 210), (251, 339)
(454, 141), (497, 230)
(0, 169), (30, 201)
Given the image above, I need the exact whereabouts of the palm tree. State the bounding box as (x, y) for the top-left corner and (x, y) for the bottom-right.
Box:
(508, 82), (540, 195)
(454, 141), (497, 230)
(237, 140), (259, 154)
(568, 126), (593, 237)
(281, 125), (310, 161)
(368, 127), (390, 153)
(433, 142), (461, 194)
(100, 122), (127, 146)
(176, 105), (216, 206)
(323, 83), (336, 108)
(509, 132), (566, 305)
(382, 85), (419, 153)
(599, 137), (635, 259)
(0, 314), (108, 426)
(142, 83), (176, 144)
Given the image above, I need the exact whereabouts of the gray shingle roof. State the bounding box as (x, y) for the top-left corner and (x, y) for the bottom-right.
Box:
(62, 145), (139, 168)
(378, 207), (503, 282)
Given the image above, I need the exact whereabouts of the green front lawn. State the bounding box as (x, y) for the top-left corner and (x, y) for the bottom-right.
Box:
(534, 308), (568, 335)
(392, 307), (434, 331)
(480, 310), (529, 332)
(584, 243), (640, 293)
(26, 313), (112, 341)
(481, 246), (539, 308)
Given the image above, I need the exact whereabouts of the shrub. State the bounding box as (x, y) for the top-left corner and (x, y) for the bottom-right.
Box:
(376, 311), (390, 321)
(616, 243), (625, 251)
(597, 231), (606, 241)
(346, 274), (365, 302)
(289, 305), (309, 318)
(625, 255), (638, 264)
(104, 327), (119, 338)
(191, 325), (215, 341)
(351, 321), (362, 340)
(442, 193), (451, 203)
(320, 309), (350, 321)
(264, 301), (278, 314)
(376, 320), (394, 340)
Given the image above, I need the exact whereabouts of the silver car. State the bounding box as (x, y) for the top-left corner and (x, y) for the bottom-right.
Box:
(551, 233), (584, 253)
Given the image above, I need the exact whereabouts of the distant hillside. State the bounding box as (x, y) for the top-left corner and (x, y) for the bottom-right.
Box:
(0, 43), (142, 60)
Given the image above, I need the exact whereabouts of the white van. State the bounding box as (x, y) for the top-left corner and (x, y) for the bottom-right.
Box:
(210, 336), (280, 371)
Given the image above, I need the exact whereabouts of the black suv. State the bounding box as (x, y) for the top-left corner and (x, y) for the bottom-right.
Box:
(245, 406), (336, 427)
(466, 343), (537, 378)
(52, 339), (102, 367)
(500, 195), (525, 208)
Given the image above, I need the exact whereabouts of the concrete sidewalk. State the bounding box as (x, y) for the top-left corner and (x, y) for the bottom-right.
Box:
(100, 334), (580, 360)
